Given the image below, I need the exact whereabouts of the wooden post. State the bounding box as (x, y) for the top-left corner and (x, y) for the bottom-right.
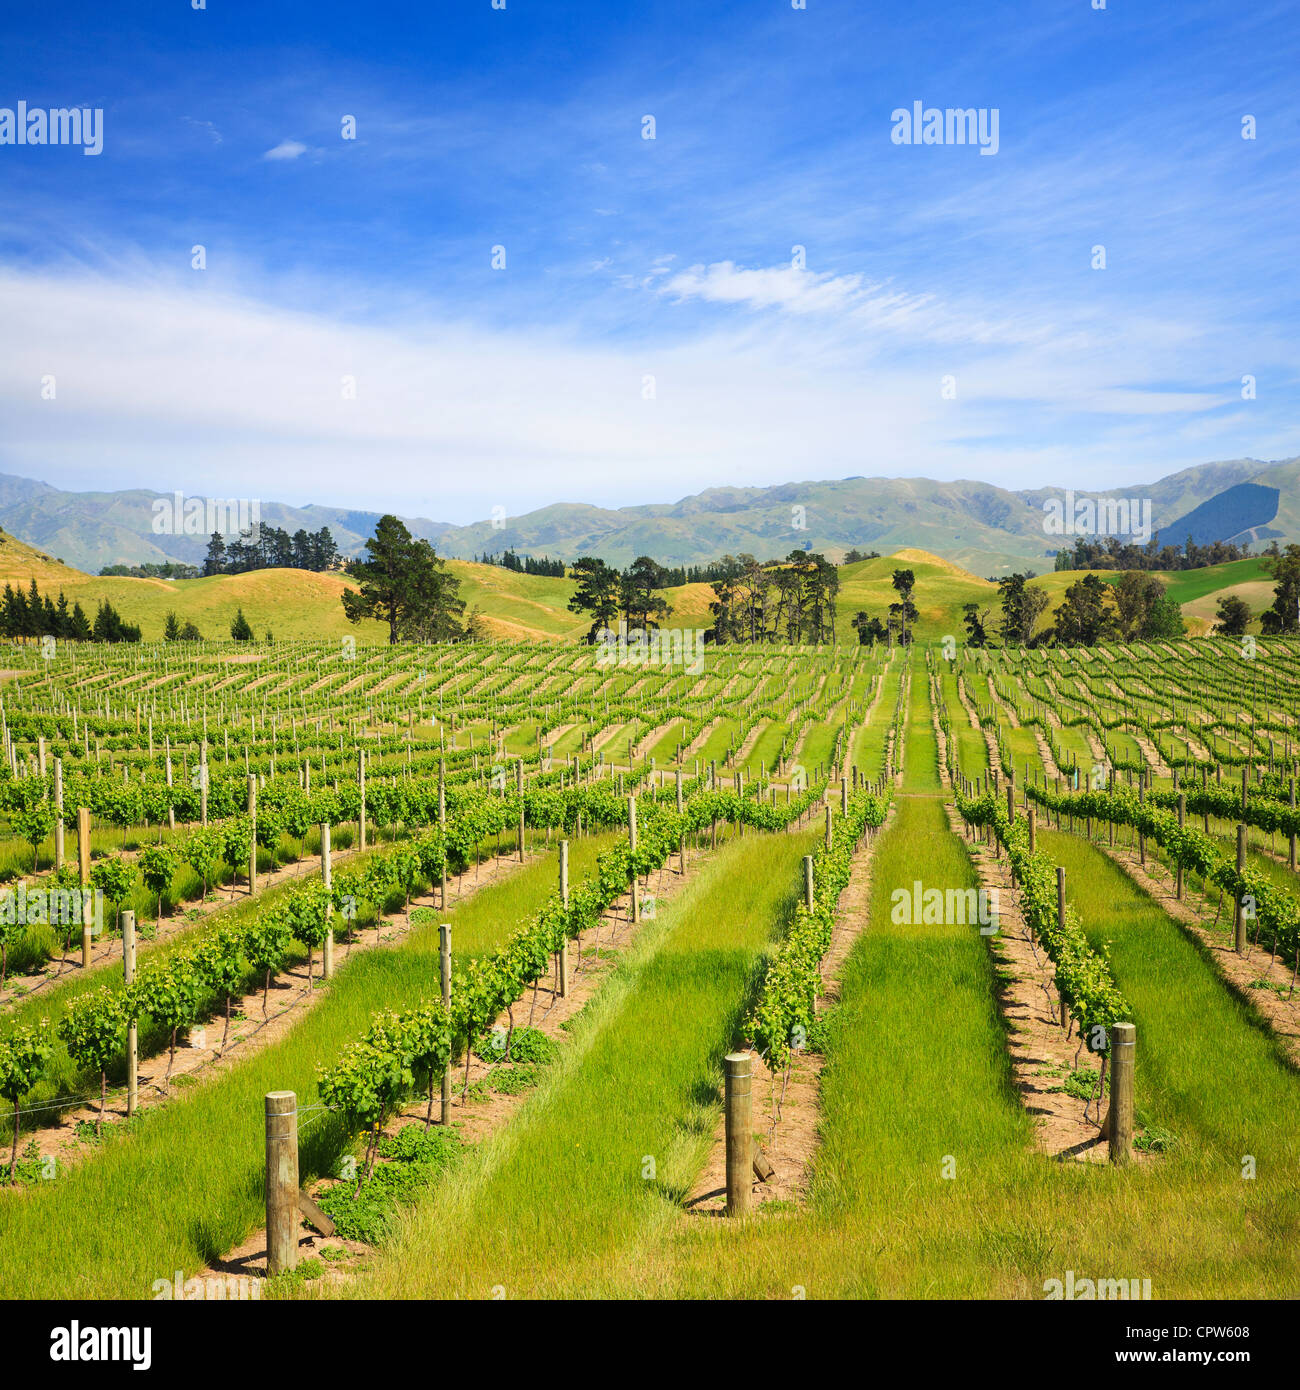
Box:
(1175, 794), (1186, 899)
(200, 754), (208, 827)
(724, 1052), (752, 1217)
(123, 909), (138, 1116)
(825, 804), (833, 850)
(841, 777), (848, 816)
(247, 774), (258, 895)
(439, 926), (452, 1124)
(629, 795), (640, 923)
(358, 749), (367, 850)
(1108, 1023), (1135, 1166)
(558, 841), (570, 998)
(264, 1091), (300, 1275)
(1006, 784), (1015, 825)
(165, 735), (175, 832)
(438, 771), (447, 909)
(78, 807), (92, 967)
(1027, 806), (1036, 855)
(1057, 867), (1068, 1032)
(1137, 772), (1145, 865)
(1234, 824), (1248, 954)
(1290, 777), (1296, 873)
(53, 761), (64, 867)
(803, 855), (814, 912)
(321, 823), (334, 980)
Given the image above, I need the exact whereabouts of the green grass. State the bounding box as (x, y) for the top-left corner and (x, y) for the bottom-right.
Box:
(1045, 827), (1300, 1171)
(0, 832), (616, 1298)
(349, 825), (818, 1299)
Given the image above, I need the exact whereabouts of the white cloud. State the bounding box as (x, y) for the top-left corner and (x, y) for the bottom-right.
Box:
(263, 140), (307, 161)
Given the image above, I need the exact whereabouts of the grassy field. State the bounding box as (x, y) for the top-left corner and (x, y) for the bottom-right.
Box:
(0, 832), (617, 1298)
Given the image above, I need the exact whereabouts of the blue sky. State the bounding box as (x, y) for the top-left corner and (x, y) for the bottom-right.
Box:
(0, 0), (1296, 523)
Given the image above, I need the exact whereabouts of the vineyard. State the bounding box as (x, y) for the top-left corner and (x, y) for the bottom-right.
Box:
(0, 634), (1297, 1300)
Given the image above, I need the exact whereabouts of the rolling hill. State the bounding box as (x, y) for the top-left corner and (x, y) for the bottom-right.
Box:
(0, 526), (1282, 647)
(2, 453), (1296, 578)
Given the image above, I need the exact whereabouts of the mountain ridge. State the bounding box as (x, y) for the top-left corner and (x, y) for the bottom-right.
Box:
(0, 454), (1294, 576)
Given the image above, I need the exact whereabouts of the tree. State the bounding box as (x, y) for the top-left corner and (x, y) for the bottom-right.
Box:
(962, 603), (990, 647)
(850, 611), (887, 646)
(163, 611), (180, 641)
(567, 557), (622, 643)
(997, 573), (1049, 645)
(203, 532), (227, 576)
(341, 515), (465, 644)
(620, 556), (673, 631)
(1260, 544), (1300, 635)
(891, 570), (918, 644)
(179, 620), (202, 641)
(1113, 571), (1164, 640)
(1214, 595), (1252, 636)
(1052, 574), (1119, 646)
(230, 608), (254, 641)
(1144, 593), (1186, 639)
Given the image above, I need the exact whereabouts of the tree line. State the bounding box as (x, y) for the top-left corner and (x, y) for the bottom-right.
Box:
(474, 550), (566, 578)
(203, 525), (341, 576)
(0, 581), (140, 643)
(1053, 534), (1250, 572)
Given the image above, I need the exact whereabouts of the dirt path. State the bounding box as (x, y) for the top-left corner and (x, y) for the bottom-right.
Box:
(685, 803), (894, 1215)
(937, 701), (1120, 1162)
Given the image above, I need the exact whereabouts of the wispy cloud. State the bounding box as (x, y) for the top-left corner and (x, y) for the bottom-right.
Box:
(263, 140), (308, 161)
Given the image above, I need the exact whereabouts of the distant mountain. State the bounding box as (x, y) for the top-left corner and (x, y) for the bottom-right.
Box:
(1155, 482), (1282, 548)
(0, 455), (1294, 576)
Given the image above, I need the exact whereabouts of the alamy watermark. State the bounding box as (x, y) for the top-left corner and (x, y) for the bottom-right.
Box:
(1, 885), (104, 935)
(595, 621), (705, 674)
(1044, 1270), (1152, 1301)
(1042, 490), (1152, 543)
(890, 101), (999, 155)
(0, 102), (103, 155)
(890, 880), (999, 934)
(151, 492), (261, 543)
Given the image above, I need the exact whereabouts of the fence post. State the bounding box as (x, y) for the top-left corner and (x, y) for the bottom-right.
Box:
(439, 926), (452, 1124)
(247, 774), (258, 896)
(53, 761), (64, 867)
(803, 855), (814, 912)
(1234, 824), (1248, 954)
(724, 1052), (753, 1217)
(438, 769), (447, 909)
(1137, 773), (1146, 865)
(78, 806), (92, 967)
(1108, 1023), (1135, 1166)
(1027, 806), (1036, 855)
(1284, 778), (1295, 872)
(558, 841), (570, 998)
(825, 804), (833, 850)
(1057, 867), (1068, 1033)
(264, 1091), (300, 1275)
(123, 909), (138, 1116)
(1176, 794), (1186, 899)
(629, 795), (640, 924)
(320, 823), (334, 980)
(358, 749), (367, 851)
